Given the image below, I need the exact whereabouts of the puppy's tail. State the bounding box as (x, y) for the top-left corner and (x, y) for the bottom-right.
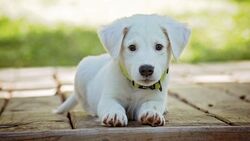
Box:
(54, 94), (78, 114)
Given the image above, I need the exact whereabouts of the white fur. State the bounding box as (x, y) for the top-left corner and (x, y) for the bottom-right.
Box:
(55, 14), (190, 127)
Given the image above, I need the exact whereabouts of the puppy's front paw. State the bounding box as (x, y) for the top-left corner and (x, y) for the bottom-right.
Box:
(138, 110), (165, 127)
(101, 111), (128, 127)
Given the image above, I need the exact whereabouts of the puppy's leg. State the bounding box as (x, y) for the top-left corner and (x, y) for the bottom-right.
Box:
(54, 94), (78, 114)
(98, 98), (128, 127)
(137, 100), (165, 127)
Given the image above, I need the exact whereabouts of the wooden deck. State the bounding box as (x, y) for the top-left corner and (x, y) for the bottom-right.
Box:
(0, 61), (250, 141)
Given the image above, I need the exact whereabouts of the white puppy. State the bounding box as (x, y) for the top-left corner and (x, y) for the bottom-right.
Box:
(55, 14), (190, 127)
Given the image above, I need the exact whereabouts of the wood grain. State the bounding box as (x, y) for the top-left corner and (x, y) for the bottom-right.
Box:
(0, 99), (4, 109)
(169, 85), (250, 125)
(55, 67), (75, 85)
(200, 83), (250, 102)
(64, 92), (225, 128)
(10, 89), (56, 98)
(0, 96), (71, 132)
(0, 68), (55, 82)
(0, 69), (16, 82)
(167, 96), (226, 126)
(0, 62), (249, 140)
(0, 91), (10, 98)
(0, 98), (6, 115)
(63, 92), (97, 129)
(169, 61), (250, 84)
(0, 126), (249, 141)
(1, 77), (57, 91)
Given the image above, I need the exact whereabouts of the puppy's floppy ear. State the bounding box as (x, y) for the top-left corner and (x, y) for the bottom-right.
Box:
(161, 17), (191, 60)
(98, 20), (129, 59)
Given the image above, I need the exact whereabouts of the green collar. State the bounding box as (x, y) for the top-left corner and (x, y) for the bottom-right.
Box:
(119, 62), (169, 92)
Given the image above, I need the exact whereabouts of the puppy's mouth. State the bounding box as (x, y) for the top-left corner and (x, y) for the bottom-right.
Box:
(137, 79), (157, 86)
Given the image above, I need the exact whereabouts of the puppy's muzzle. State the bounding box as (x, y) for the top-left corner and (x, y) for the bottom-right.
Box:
(139, 65), (154, 77)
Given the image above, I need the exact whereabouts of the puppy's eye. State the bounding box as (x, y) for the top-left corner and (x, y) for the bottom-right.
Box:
(155, 44), (163, 51)
(128, 45), (136, 51)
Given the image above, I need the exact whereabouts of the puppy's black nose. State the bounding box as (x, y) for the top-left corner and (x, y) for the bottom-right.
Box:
(139, 65), (154, 77)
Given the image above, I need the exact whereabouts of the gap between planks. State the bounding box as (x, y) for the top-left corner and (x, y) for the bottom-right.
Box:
(197, 83), (250, 103)
(0, 90), (12, 117)
(169, 84), (250, 126)
(0, 69), (72, 131)
(0, 96), (71, 132)
(63, 90), (226, 129)
(53, 71), (74, 129)
(169, 92), (235, 126)
(0, 99), (9, 117)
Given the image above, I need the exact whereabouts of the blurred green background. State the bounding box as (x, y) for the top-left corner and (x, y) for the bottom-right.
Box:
(0, 0), (249, 68)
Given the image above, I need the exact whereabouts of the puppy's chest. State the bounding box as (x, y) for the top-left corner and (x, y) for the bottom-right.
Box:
(124, 90), (154, 120)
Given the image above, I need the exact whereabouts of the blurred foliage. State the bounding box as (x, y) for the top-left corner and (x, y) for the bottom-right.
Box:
(0, 17), (104, 67)
(180, 1), (250, 63)
(0, 1), (249, 67)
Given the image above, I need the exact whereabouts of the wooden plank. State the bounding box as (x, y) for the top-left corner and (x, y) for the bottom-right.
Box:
(169, 67), (235, 86)
(0, 91), (10, 99)
(1, 89), (55, 98)
(10, 89), (56, 98)
(62, 92), (97, 129)
(0, 126), (249, 141)
(12, 67), (55, 81)
(0, 99), (4, 109)
(170, 61), (250, 84)
(199, 61), (250, 74)
(64, 92), (225, 128)
(0, 67), (55, 82)
(198, 62), (250, 83)
(232, 70), (250, 83)
(60, 84), (74, 94)
(200, 83), (250, 102)
(70, 110), (102, 129)
(3, 96), (60, 112)
(0, 98), (6, 115)
(167, 96), (226, 126)
(190, 74), (235, 83)
(1, 77), (57, 91)
(169, 85), (250, 125)
(64, 92), (140, 128)
(55, 67), (75, 85)
(0, 69), (16, 82)
(0, 96), (71, 132)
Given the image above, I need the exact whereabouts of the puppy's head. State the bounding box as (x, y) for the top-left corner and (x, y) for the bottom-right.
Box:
(98, 15), (191, 86)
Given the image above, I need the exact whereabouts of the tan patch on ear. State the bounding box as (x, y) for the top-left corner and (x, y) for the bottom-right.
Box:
(161, 28), (171, 48)
(123, 27), (129, 34)
(121, 27), (129, 53)
(162, 27), (172, 65)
